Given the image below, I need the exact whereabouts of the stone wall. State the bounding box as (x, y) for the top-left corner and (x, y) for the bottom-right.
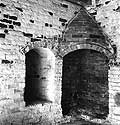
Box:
(94, 0), (120, 124)
(0, 0), (79, 124)
(0, 0), (120, 124)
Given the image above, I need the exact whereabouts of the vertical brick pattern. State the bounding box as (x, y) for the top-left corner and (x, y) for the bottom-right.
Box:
(62, 49), (109, 119)
(63, 6), (112, 53)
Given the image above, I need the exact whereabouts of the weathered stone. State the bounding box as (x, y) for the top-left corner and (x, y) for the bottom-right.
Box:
(0, 0), (119, 124)
(61, 49), (109, 119)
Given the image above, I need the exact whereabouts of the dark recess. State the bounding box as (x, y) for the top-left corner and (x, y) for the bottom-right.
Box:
(61, 49), (109, 119)
(50, 24), (52, 27)
(72, 34), (83, 38)
(13, 21), (21, 26)
(2, 60), (13, 64)
(59, 18), (67, 23)
(9, 25), (14, 29)
(96, 4), (103, 7)
(0, 3), (6, 7)
(4, 29), (8, 34)
(89, 34), (104, 39)
(30, 20), (34, 23)
(9, 15), (17, 20)
(45, 23), (49, 27)
(15, 7), (23, 12)
(24, 49), (53, 106)
(60, 3), (68, 8)
(113, 6), (120, 12)
(3, 14), (9, 18)
(91, 11), (97, 15)
(62, 23), (65, 26)
(74, 11), (78, 14)
(65, 0), (92, 5)
(48, 12), (53, 16)
(31, 38), (41, 42)
(0, 33), (5, 38)
(105, 1), (110, 4)
(0, 23), (7, 28)
(0, 19), (12, 24)
(23, 32), (33, 37)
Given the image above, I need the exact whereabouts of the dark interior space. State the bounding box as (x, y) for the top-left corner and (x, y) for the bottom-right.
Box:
(24, 48), (53, 106)
(61, 49), (109, 119)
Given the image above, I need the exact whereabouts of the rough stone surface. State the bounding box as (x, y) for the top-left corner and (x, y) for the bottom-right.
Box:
(61, 49), (109, 119)
(0, 0), (119, 124)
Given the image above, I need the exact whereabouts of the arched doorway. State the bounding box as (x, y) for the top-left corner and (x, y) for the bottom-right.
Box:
(24, 48), (55, 106)
(61, 49), (109, 119)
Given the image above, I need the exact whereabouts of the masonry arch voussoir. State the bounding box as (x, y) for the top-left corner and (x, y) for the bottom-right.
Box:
(60, 43), (113, 58)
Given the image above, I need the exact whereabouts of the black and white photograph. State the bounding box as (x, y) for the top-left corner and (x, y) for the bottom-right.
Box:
(0, 0), (119, 124)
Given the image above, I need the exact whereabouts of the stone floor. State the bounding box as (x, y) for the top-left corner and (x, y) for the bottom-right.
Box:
(59, 115), (111, 125)
(61, 120), (104, 125)
(60, 119), (110, 125)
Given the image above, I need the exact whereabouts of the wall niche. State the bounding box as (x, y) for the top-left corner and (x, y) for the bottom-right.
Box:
(61, 49), (109, 119)
(24, 47), (55, 106)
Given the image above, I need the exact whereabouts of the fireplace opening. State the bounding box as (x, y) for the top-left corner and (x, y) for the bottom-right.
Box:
(61, 49), (109, 119)
(24, 48), (55, 106)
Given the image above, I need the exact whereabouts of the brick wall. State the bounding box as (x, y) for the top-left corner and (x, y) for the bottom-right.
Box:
(94, 0), (120, 124)
(0, 0), (79, 123)
(62, 49), (109, 119)
(0, 0), (120, 124)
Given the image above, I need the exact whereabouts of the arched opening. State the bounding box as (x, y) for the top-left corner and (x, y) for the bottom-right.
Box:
(61, 49), (109, 119)
(24, 48), (55, 106)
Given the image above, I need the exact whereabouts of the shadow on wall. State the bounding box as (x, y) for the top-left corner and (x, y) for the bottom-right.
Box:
(61, 49), (109, 119)
(24, 47), (55, 106)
